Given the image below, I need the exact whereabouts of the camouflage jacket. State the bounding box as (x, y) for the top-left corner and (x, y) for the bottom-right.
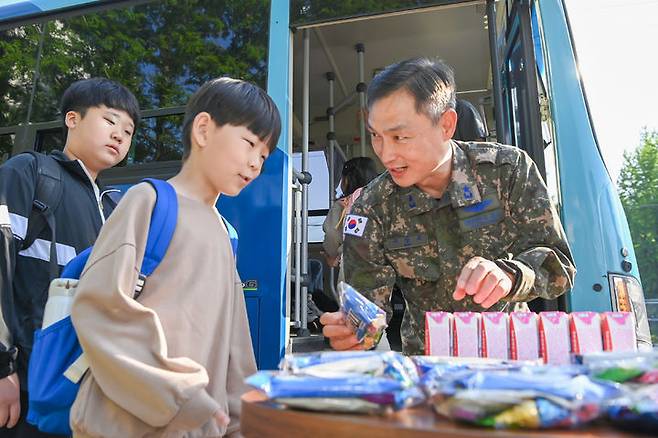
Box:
(343, 141), (577, 354)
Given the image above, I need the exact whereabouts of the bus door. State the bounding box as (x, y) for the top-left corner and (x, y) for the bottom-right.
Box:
(500, 0), (558, 312)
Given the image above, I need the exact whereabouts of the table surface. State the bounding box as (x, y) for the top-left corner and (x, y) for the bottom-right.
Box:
(241, 391), (636, 438)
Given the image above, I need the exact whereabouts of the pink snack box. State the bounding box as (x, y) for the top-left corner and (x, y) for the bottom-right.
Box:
(601, 312), (637, 352)
(424, 312), (453, 356)
(452, 312), (480, 358)
(569, 311), (603, 354)
(539, 311), (571, 365)
(480, 312), (509, 359)
(509, 312), (540, 361)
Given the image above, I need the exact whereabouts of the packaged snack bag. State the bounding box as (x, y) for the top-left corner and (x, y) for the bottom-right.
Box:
(569, 312), (603, 355)
(453, 312), (480, 358)
(338, 282), (387, 350)
(538, 311), (571, 365)
(509, 312), (540, 361)
(424, 312), (452, 356)
(601, 312), (637, 352)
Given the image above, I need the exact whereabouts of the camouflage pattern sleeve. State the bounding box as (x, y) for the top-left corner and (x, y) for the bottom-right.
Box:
(499, 150), (576, 302)
(342, 202), (396, 321)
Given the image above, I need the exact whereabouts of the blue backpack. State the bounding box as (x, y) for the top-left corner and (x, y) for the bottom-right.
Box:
(26, 178), (238, 435)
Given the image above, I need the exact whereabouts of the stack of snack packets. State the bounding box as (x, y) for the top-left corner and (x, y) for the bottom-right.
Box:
(338, 282), (387, 350)
(577, 349), (658, 432)
(421, 363), (622, 429)
(246, 351), (425, 414)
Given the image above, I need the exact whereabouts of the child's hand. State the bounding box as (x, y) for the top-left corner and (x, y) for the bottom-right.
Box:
(213, 410), (230, 427)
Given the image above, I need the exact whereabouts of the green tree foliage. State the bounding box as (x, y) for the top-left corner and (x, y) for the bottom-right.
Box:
(1, 0), (270, 164)
(618, 130), (658, 299)
(291, 0), (448, 24)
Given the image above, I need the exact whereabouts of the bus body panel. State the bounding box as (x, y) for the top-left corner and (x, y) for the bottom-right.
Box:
(537, 0), (641, 311)
(217, 0), (291, 369)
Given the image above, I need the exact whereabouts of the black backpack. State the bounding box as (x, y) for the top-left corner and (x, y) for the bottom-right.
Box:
(21, 151), (64, 281)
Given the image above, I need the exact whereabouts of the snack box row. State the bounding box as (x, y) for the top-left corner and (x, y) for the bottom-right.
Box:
(425, 311), (637, 364)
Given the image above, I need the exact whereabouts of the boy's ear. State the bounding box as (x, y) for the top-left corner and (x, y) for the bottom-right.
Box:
(64, 111), (81, 130)
(192, 112), (212, 149)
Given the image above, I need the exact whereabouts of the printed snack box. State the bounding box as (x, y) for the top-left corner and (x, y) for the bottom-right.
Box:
(601, 312), (637, 352)
(569, 311), (603, 355)
(509, 312), (540, 361)
(452, 312), (480, 358)
(424, 312), (453, 356)
(480, 312), (509, 359)
(538, 311), (571, 365)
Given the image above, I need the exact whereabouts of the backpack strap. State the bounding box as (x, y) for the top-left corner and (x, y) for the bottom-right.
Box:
(22, 151), (64, 280)
(221, 216), (239, 259)
(134, 178), (178, 297)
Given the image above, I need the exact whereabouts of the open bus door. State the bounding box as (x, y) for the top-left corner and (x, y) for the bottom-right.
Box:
(499, 0), (560, 312)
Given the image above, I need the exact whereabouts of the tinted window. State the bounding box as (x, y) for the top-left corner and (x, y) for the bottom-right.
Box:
(291, 0), (461, 26)
(24, 0), (270, 122)
(0, 134), (13, 163)
(127, 114), (184, 165)
(0, 24), (40, 125)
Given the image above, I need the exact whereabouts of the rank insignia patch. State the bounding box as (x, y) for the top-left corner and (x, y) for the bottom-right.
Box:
(343, 214), (368, 237)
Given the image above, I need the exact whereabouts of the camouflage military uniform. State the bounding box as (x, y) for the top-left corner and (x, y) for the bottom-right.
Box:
(343, 141), (576, 355)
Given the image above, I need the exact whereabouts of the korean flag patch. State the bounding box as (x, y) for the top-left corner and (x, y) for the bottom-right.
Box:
(343, 214), (368, 237)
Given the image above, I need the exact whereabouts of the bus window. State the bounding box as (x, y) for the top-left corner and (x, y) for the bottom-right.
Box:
(24, 0), (270, 123)
(531, 4), (561, 208)
(0, 24), (40, 126)
(127, 113), (184, 165)
(293, 150), (330, 243)
(35, 128), (64, 155)
(292, 0), (458, 26)
(0, 134), (13, 163)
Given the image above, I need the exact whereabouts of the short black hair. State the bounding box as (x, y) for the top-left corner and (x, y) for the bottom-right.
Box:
(60, 77), (140, 129)
(367, 57), (456, 124)
(341, 157), (378, 197)
(182, 77), (281, 160)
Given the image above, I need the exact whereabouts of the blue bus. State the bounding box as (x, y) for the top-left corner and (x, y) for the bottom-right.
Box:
(0, 0), (651, 369)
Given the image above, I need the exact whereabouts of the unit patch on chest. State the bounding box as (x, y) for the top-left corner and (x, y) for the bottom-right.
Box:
(455, 194), (504, 231)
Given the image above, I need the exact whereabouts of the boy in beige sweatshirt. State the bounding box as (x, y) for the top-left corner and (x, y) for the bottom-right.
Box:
(69, 78), (281, 437)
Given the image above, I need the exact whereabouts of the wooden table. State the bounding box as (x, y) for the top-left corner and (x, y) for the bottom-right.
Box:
(241, 391), (635, 438)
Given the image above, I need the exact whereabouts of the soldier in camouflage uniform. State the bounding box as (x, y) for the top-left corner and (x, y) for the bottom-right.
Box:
(321, 57), (576, 355)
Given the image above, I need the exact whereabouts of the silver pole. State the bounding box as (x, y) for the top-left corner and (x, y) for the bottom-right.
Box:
(300, 29), (310, 333)
(356, 43), (366, 157)
(293, 182), (302, 327)
(327, 72), (338, 302)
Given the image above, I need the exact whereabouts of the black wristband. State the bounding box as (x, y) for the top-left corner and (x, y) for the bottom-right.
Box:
(0, 346), (17, 379)
(495, 259), (522, 298)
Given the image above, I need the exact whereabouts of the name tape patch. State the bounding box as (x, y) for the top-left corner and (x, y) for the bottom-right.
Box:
(343, 214), (368, 237)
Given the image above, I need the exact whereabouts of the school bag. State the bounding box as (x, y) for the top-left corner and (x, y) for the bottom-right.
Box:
(26, 178), (239, 435)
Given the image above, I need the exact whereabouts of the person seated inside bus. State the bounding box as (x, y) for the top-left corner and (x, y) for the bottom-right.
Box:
(454, 98), (487, 142)
(322, 157), (378, 271)
(320, 57), (576, 355)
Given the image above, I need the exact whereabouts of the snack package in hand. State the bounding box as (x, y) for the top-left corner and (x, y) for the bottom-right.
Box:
(338, 282), (387, 349)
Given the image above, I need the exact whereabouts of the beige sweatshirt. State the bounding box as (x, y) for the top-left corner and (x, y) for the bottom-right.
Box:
(70, 182), (257, 437)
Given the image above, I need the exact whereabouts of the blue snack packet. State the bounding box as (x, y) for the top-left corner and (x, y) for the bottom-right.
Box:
(338, 282), (387, 349)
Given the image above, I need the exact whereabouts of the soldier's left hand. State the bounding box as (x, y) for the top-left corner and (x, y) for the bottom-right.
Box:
(453, 256), (515, 308)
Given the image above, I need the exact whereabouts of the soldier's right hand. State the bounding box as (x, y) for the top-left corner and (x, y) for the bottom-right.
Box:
(320, 311), (365, 351)
(0, 373), (20, 428)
